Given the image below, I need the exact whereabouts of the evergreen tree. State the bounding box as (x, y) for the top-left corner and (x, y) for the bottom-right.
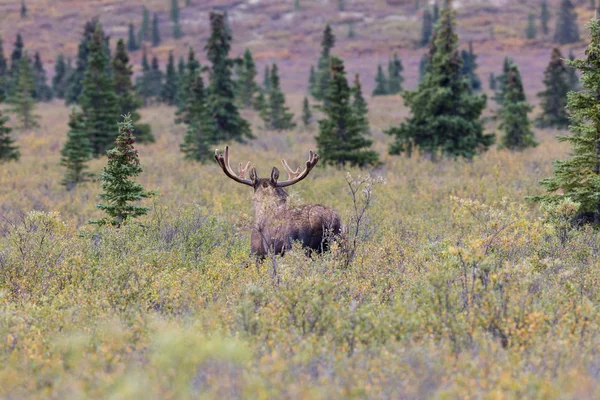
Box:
(302, 96), (312, 126)
(161, 50), (178, 105)
(316, 57), (379, 167)
(20, 0), (27, 19)
(205, 11), (252, 141)
(171, 0), (183, 39)
(263, 63), (295, 130)
(136, 47), (152, 106)
(8, 34), (24, 96)
(236, 48), (258, 108)
(386, 5), (493, 160)
(113, 39), (153, 143)
(526, 13), (537, 39)
(352, 73), (369, 134)
(498, 63), (537, 150)
(174, 55), (186, 107)
(32, 52), (53, 101)
(60, 108), (92, 189)
(0, 37), (7, 101)
(554, 0), (580, 44)
(8, 55), (38, 130)
(80, 24), (120, 157)
(493, 56), (512, 106)
(372, 64), (388, 96)
(432, 1), (440, 24)
(308, 64), (316, 94)
(312, 24), (335, 100)
(541, 0), (550, 35)
(139, 6), (150, 43)
(536, 47), (570, 129)
(0, 111), (19, 162)
(567, 49), (581, 90)
(152, 13), (161, 47)
(180, 75), (216, 162)
(149, 56), (164, 97)
(127, 23), (139, 51)
(90, 114), (155, 227)
(531, 19), (600, 225)
(489, 72), (496, 90)
(263, 64), (270, 91)
(418, 53), (430, 83)
(65, 19), (108, 105)
(52, 54), (70, 99)
(460, 41), (482, 91)
(387, 53), (404, 94)
(420, 8), (434, 47)
(175, 47), (200, 123)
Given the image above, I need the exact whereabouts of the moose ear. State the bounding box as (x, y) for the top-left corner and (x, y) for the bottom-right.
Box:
(250, 167), (259, 183)
(270, 167), (279, 184)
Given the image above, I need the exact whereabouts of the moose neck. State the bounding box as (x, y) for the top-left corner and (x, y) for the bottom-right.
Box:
(252, 185), (289, 223)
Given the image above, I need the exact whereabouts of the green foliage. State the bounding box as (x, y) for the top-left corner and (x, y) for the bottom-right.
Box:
(171, 0), (183, 39)
(566, 49), (580, 91)
(498, 63), (537, 151)
(317, 57), (379, 167)
(386, 6), (493, 160)
(489, 72), (496, 90)
(493, 56), (512, 107)
(136, 49), (163, 106)
(8, 54), (39, 130)
(0, 37), (7, 101)
(152, 13), (161, 46)
(90, 114), (155, 227)
(554, 0), (580, 44)
(541, 0), (550, 35)
(180, 74), (216, 162)
(113, 39), (154, 143)
(236, 48), (258, 109)
(263, 64), (270, 91)
(418, 53), (429, 83)
(127, 23), (139, 52)
(0, 111), (19, 162)
(32, 51), (53, 101)
(301, 96), (312, 126)
(20, 0), (27, 18)
(312, 24), (335, 100)
(175, 47), (200, 123)
(60, 108), (92, 189)
(372, 64), (388, 96)
(161, 51), (177, 105)
(387, 53), (404, 94)
(139, 6), (150, 44)
(352, 73), (369, 134)
(526, 13), (537, 39)
(308, 64), (315, 94)
(460, 41), (482, 91)
(205, 11), (253, 142)
(7, 33), (24, 97)
(80, 24), (120, 157)
(262, 63), (295, 130)
(420, 8), (434, 47)
(52, 54), (69, 100)
(536, 47), (570, 129)
(532, 19), (600, 224)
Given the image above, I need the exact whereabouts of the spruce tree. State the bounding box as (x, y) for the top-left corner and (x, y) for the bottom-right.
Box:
(489, 72), (496, 90)
(60, 108), (92, 189)
(461, 41), (482, 91)
(254, 89), (267, 115)
(302, 96), (312, 126)
(152, 13), (161, 47)
(0, 37), (7, 101)
(498, 63), (537, 150)
(263, 64), (270, 91)
(127, 23), (139, 51)
(554, 0), (580, 44)
(80, 24), (120, 157)
(386, 5), (493, 160)
(205, 11), (253, 141)
(312, 24), (335, 100)
(263, 63), (295, 130)
(161, 50), (178, 105)
(536, 47), (570, 129)
(236, 48), (258, 108)
(418, 53), (430, 82)
(0, 111), (19, 162)
(308, 64), (316, 94)
(8, 55), (38, 130)
(148, 56), (164, 97)
(136, 47), (152, 106)
(372, 64), (388, 96)
(567, 49), (580, 90)
(8, 34), (24, 97)
(420, 8), (434, 47)
(175, 47), (200, 123)
(531, 19), (600, 225)
(493, 56), (512, 106)
(352, 73), (369, 134)
(90, 114), (155, 227)
(316, 57), (379, 167)
(171, 0), (183, 39)
(32, 52), (52, 101)
(113, 39), (153, 143)
(432, 1), (440, 24)
(541, 0), (550, 35)
(139, 6), (150, 44)
(180, 75), (216, 162)
(387, 53), (404, 94)
(20, 0), (27, 19)
(526, 13), (537, 39)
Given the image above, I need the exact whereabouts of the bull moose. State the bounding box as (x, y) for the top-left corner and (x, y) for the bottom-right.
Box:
(214, 146), (342, 257)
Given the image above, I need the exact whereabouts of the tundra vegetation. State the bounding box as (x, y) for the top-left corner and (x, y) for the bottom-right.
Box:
(1, 1), (600, 398)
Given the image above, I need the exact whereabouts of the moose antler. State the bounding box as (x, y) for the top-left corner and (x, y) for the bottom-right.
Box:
(277, 150), (320, 187)
(214, 146), (253, 186)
